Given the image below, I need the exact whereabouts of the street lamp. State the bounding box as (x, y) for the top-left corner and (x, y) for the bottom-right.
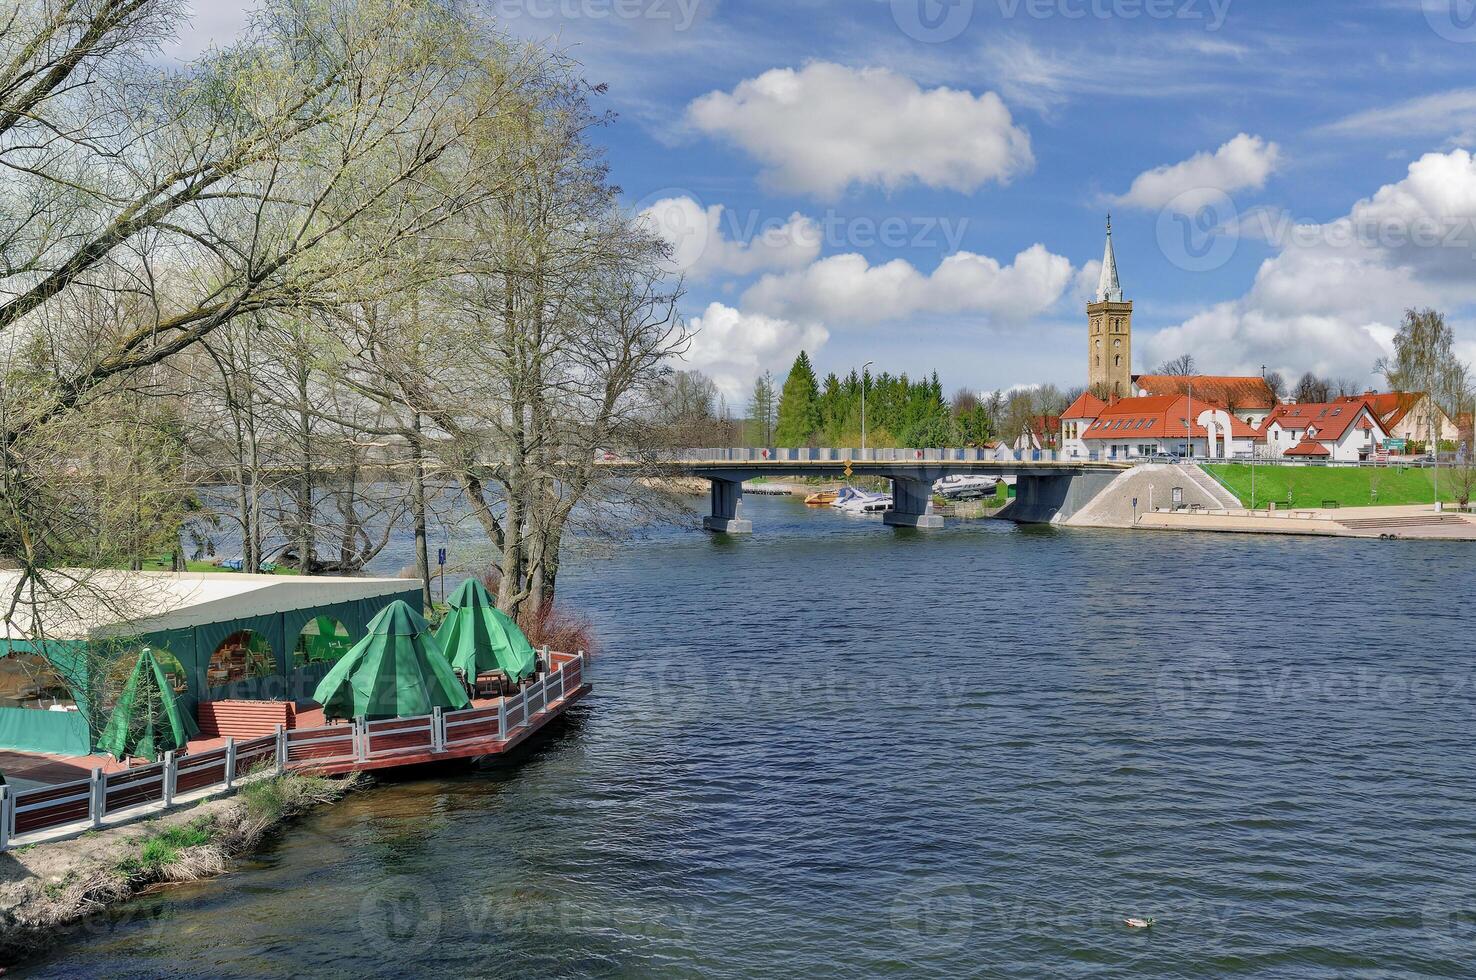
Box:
(861, 360), (874, 455)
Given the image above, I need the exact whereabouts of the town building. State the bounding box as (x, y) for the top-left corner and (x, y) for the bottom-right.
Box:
(1133, 374), (1279, 427)
(1262, 399), (1389, 462)
(1332, 391), (1458, 445)
(1087, 218), (1132, 400)
(1059, 391), (1106, 460)
(1078, 394), (1263, 460)
(1013, 413), (1061, 453)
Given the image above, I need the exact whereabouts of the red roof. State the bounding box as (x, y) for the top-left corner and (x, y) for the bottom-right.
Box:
(1133, 374), (1278, 409)
(1061, 391), (1107, 420)
(1283, 439), (1331, 457)
(1263, 399), (1388, 443)
(1331, 391), (1425, 430)
(1081, 394), (1264, 442)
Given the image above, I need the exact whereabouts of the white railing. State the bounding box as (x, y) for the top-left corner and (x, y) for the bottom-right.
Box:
(672, 448), (1071, 464)
(0, 649), (588, 850)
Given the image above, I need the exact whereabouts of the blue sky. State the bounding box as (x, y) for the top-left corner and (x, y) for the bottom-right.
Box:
(175, 1), (1476, 402)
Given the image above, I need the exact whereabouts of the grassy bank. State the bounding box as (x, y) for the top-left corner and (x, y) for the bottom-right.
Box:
(0, 770), (354, 963)
(1204, 463), (1463, 508)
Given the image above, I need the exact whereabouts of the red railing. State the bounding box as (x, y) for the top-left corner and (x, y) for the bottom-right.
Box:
(0, 650), (587, 849)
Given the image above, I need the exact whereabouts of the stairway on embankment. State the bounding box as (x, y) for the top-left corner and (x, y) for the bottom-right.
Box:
(1335, 513), (1473, 531)
(1065, 464), (1240, 528)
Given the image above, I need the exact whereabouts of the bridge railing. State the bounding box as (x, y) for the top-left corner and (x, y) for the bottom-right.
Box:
(677, 448), (1069, 464)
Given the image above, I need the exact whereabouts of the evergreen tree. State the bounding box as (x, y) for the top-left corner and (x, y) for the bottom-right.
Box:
(774, 350), (822, 446)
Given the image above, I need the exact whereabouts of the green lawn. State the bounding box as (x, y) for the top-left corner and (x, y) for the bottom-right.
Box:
(132, 555), (299, 575)
(1203, 463), (1466, 508)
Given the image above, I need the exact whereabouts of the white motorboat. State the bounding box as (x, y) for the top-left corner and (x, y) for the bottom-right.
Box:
(932, 474), (999, 500)
(840, 492), (893, 514)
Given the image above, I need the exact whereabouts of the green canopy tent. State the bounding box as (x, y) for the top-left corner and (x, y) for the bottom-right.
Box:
(96, 649), (199, 762)
(312, 601), (469, 721)
(435, 579), (538, 685)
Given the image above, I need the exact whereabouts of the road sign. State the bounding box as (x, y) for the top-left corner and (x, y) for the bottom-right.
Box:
(437, 547), (446, 566)
(844, 460), (853, 478)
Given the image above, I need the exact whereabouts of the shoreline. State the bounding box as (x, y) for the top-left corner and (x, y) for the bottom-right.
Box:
(0, 770), (355, 966)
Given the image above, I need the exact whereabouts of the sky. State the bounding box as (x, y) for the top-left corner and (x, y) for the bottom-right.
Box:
(170, 1), (1476, 403)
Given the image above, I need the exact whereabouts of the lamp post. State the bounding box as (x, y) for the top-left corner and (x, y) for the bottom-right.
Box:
(861, 360), (874, 455)
(1185, 380), (1193, 461)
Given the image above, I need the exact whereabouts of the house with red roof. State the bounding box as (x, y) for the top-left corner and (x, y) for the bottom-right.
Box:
(1059, 391), (1107, 460)
(1013, 413), (1062, 453)
(1262, 399), (1389, 462)
(1079, 394), (1264, 460)
(1132, 374), (1279, 427)
(1331, 391), (1457, 445)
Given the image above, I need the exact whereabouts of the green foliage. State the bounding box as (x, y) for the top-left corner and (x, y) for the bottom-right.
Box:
(774, 351), (822, 446)
(116, 818), (215, 877)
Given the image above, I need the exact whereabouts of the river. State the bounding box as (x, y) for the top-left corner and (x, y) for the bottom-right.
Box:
(19, 496), (1476, 976)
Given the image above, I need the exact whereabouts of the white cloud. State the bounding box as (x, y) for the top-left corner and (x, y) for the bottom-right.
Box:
(741, 244), (1074, 326)
(686, 62), (1032, 198)
(1112, 134), (1280, 213)
(1321, 88), (1476, 146)
(1144, 149), (1476, 383)
(681, 303), (828, 401)
(637, 196), (820, 280)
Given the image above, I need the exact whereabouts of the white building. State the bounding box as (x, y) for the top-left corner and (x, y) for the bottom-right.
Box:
(1262, 400), (1388, 462)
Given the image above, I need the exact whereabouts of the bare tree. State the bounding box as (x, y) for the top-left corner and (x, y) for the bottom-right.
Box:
(1154, 354), (1197, 376)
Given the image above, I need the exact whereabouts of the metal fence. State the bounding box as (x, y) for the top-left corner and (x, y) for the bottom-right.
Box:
(0, 650), (586, 850)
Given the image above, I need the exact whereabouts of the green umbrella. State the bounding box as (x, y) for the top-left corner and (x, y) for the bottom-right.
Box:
(312, 600), (469, 720)
(96, 649), (198, 762)
(436, 579), (538, 684)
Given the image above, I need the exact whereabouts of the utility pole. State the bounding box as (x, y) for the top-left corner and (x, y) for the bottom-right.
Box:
(861, 360), (874, 454)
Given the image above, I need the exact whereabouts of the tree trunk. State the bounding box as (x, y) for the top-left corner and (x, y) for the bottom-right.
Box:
(410, 411), (432, 611)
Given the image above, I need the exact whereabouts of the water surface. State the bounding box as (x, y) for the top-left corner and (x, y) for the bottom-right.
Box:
(23, 497), (1476, 977)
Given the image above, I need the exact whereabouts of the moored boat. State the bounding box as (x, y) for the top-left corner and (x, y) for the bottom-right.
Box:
(804, 489), (839, 506)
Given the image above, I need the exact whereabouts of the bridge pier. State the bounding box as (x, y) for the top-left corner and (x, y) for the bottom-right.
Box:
(702, 478), (752, 534)
(883, 476), (944, 529)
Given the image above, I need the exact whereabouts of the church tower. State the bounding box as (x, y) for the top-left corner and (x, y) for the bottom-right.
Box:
(1087, 216), (1132, 399)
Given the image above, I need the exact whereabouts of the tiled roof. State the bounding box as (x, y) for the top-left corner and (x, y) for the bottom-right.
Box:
(1081, 394), (1264, 442)
(1283, 439), (1332, 457)
(1332, 391), (1425, 430)
(1061, 391), (1107, 420)
(1263, 399), (1388, 443)
(1133, 374), (1278, 409)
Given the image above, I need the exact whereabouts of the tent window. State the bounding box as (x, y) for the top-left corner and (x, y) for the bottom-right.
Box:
(207, 630), (275, 687)
(295, 617), (353, 667)
(0, 653), (74, 710)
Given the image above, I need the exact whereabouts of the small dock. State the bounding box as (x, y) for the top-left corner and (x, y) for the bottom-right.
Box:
(0, 652), (590, 849)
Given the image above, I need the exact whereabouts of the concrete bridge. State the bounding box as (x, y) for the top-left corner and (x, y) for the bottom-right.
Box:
(634, 449), (1132, 532)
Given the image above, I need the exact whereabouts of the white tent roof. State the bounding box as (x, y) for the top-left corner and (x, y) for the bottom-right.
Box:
(1, 570), (417, 641)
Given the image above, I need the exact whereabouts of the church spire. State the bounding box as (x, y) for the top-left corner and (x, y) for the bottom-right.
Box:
(1096, 214), (1124, 303)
